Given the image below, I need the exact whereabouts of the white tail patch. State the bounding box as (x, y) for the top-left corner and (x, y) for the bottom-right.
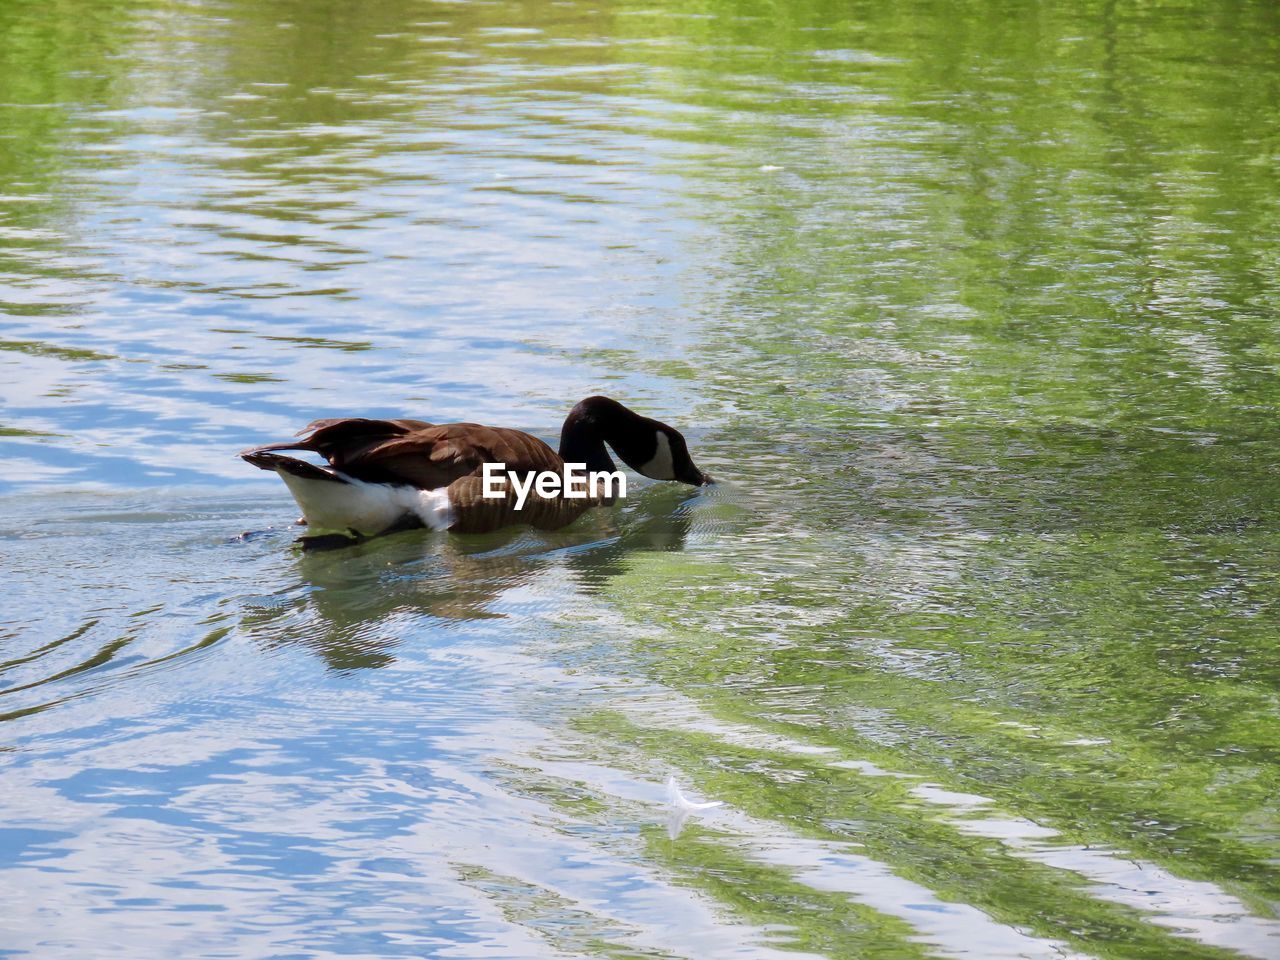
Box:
(639, 431), (675, 480)
(277, 469), (452, 535)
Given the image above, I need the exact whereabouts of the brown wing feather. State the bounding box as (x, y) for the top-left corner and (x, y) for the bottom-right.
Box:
(243, 418), (431, 466)
(294, 417), (433, 437)
(308, 421), (565, 490)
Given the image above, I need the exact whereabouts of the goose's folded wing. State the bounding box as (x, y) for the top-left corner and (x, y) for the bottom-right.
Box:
(320, 422), (563, 489)
(295, 417), (435, 438)
(243, 417), (434, 460)
(296, 417), (435, 464)
(258, 417), (439, 468)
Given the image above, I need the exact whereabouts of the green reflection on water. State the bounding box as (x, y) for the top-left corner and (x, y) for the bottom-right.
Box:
(582, 0), (1280, 954)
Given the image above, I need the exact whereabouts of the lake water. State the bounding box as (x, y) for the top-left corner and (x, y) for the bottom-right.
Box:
(2, 1), (1279, 957)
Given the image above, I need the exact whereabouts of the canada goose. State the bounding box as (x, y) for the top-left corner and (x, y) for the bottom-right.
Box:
(241, 395), (710, 545)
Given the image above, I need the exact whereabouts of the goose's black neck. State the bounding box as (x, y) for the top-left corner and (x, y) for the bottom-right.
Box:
(558, 395), (710, 487)
(558, 396), (623, 475)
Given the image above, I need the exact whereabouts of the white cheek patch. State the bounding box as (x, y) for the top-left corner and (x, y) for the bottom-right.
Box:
(639, 431), (675, 480)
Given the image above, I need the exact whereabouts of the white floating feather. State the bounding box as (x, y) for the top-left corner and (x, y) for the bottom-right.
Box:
(665, 775), (724, 812)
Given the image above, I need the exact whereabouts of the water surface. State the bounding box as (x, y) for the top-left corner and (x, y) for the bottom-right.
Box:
(3, 0), (1279, 957)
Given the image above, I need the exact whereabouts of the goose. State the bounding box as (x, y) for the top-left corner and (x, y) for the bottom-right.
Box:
(241, 395), (710, 545)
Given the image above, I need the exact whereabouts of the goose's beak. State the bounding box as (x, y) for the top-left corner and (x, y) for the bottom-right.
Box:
(680, 465), (712, 486)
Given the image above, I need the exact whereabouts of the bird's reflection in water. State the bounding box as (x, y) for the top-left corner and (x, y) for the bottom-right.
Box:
(562, 483), (697, 587)
(240, 483), (702, 671)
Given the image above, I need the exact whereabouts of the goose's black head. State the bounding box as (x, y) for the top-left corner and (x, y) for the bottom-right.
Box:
(560, 396), (711, 486)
